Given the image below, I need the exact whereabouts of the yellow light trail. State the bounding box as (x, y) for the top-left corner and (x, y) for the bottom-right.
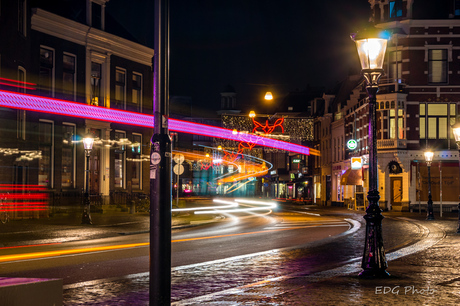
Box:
(0, 224), (337, 263)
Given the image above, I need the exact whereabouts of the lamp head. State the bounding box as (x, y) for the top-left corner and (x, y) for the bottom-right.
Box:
(452, 122), (460, 143)
(249, 111), (256, 118)
(424, 151), (434, 163)
(82, 135), (94, 151)
(351, 28), (390, 71)
(264, 91), (273, 101)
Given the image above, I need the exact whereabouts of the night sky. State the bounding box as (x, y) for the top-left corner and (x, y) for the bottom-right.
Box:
(107, 0), (371, 111)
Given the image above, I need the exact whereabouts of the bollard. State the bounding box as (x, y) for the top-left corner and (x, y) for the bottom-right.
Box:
(457, 203), (460, 234)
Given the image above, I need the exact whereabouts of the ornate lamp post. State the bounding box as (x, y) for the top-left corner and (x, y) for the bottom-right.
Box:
(452, 123), (460, 233)
(424, 151), (435, 220)
(82, 135), (94, 224)
(351, 28), (390, 278)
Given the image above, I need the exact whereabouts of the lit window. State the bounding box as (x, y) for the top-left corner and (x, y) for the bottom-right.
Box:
(390, 109), (396, 139)
(420, 103), (450, 140)
(428, 49), (447, 84)
(91, 62), (102, 106)
(115, 69), (126, 109)
(132, 73), (142, 111)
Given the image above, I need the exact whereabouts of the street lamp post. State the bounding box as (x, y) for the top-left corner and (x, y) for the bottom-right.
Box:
(452, 123), (460, 233)
(424, 151), (435, 220)
(82, 135), (94, 224)
(351, 28), (390, 278)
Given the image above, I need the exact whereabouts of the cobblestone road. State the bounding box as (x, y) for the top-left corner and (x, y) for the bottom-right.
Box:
(61, 207), (444, 305)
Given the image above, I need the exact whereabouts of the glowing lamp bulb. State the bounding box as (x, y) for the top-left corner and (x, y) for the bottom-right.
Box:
(264, 92), (273, 101)
(424, 151), (434, 163)
(82, 136), (94, 150)
(452, 122), (460, 142)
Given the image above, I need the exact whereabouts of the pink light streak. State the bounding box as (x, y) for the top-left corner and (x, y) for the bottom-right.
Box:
(0, 90), (314, 155)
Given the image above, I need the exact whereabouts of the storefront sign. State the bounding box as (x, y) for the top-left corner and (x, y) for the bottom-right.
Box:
(351, 157), (362, 170)
(347, 139), (358, 150)
(292, 158), (301, 163)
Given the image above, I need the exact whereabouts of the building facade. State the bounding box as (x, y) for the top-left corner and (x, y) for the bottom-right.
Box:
(0, 0), (154, 216)
(317, 0), (460, 212)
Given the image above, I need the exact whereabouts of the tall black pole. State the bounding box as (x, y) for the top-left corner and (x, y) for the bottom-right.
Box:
(426, 162), (435, 220)
(359, 70), (389, 278)
(150, 0), (172, 304)
(82, 151), (92, 224)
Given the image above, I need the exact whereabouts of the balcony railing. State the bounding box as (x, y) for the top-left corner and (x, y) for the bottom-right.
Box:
(377, 139), (407, 149)
(376, 78), (406, 94)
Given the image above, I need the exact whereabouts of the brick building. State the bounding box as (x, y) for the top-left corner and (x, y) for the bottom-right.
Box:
(326, 0), (460, 212)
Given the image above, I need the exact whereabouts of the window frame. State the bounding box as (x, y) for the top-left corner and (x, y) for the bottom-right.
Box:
(18, 0), (27, 36)
(38, 119), (54, 188)
(389, 0), (403, 19)
(419, 103), (455, 140)
(61, 123), (76, 189)
(115, 67), (127, 110)
(39, 46), (55, 97)
(428, 49), (448, 84)
(114, 130), (126, 189)
(131, 133), (142, 190)
(63, 52), (77, 101)
(132, 72), (143, 112)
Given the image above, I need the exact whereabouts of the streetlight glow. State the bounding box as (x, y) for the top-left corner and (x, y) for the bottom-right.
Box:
(82, 136), (94, 151)
(424, 151), (434, 164)
(354, 38), (387, 70)
(264, 91), (273, 100)
(452, 122), (460, 143)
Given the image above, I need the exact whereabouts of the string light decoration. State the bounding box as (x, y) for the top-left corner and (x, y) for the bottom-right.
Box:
(252, 118), (284, 134)
(220, 114), (315, 155)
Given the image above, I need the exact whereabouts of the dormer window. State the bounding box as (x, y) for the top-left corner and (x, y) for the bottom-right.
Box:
(389, 0), (403, 18)
(87, 0), (108, 30)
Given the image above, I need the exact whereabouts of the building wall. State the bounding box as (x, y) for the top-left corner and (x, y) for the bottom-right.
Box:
(0, 2), (154, 213)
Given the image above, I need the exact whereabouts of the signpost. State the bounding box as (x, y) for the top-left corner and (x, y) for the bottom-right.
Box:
(173, 154), (185, 207)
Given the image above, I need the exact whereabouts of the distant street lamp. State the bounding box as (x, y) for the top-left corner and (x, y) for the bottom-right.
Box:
(82, 135), (94, 224)
(424, 151), (435, 220)
(351, 28), (390, 278)
(452, 122), (460, 233)
(264, 91), (273, 101)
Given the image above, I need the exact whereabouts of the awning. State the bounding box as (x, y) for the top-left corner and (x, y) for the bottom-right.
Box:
(340, 169), (363, 185)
